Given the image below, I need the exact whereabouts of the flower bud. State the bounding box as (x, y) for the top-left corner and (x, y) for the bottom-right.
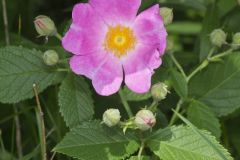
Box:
(102, 109), (121, 127)
(134, 109), (156, 131)
(151, 82), (168, 101)
(210, 29), (227, 47)
(160, 7), (173, 25)
(34, 15), (57, 37)
(43, 50), (59, 66)
(233, 33), (240, 45)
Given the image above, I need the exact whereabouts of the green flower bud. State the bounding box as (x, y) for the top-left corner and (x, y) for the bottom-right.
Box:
(43, 50), (59, 66)
(210, 29), (227, 47)
(160, 7), (173, 25)
(102, 109), (121, 127)
(233, 32), (240, 45)
(151, 82), (168, 101)
(134, 109), (156, 131)
(34, 15), (57, 37)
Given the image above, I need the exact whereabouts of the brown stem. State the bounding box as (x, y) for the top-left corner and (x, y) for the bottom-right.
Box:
(33, 84), (47, 160)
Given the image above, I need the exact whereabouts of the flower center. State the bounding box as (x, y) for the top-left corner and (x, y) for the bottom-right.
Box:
(104, 25), (136, 58)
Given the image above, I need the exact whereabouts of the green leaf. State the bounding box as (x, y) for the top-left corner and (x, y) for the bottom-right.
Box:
(167, 22), (202, 35)
(147, 125), (233, 160)
(199, 4), (220, 61)
(217, 0), (237, 17)
(189, 53), (240, 116)
(187, 100), (221, 138)
(0, 46), (64, 104)
(122, 86), (151, 101)
(58, 74), (94, 128)
(54, 121), (140, 160)
(128, 156), (150, 160)
(158, 0), (206, 11)
(170, 69), (188, 99)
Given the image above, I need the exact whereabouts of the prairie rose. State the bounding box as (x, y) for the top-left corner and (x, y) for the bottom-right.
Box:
(62, 0), (167, 95)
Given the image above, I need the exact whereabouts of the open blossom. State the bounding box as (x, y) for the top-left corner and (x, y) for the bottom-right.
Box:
(62, 0), (167, 96)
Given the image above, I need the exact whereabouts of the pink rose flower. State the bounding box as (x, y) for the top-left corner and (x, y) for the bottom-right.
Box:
(62, 0), (167, 96)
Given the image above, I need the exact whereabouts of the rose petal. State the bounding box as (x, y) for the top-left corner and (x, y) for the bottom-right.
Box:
(92, 55), (123, 96)
(70, 51), (107, 79)
(134, 4), (167, 55)
(123, 44), (162, 93)
(89, 0), (141, 25)
(62, 3), (107, 55)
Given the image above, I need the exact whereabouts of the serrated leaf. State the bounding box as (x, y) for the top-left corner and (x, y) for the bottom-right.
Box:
(187, 100), (221, 138)
(0, 46), (64, 103)
(170, 69), (188, 99)
(54, 121), (140, 160)
(58, 74), (94, 128)
(189, 53), (240, 116)
(147, 125), (233, 160)
(122, 86), (151, 101)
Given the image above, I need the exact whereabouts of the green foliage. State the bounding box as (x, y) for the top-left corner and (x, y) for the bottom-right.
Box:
(122, 86), (151, 101)
(189, 53), (240, 116)
(187, 100), (221, 138)
(53, 121), (140, 160)
(0, 0), (240, 159)
(59, 74), (94, 128)
(199, 4), (220, 61)
(0, 46), (64, 103)
(170, 69), (188, 99)
(147, 125), (233, 160)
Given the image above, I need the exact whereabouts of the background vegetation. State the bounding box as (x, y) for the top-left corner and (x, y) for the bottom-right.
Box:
(0, 0), (240, 159)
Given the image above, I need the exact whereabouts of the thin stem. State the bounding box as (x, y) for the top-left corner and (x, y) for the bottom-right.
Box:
(0, 130), (5, 150)
(169, 99), (184, 126)
(187, 48), (235, 82)
(56, 68), (70, 72)
(137, 140), (145, 160)
(50, 152), (56, 160)
(55, 33), (62, 41)
(210, 48), (234, 61)
(14, 106), (23, 158)
(1, 0), (10, 45)
(148, 101), (159, 112)
(33, 84), (47, 160)
(118, 89), (133, 117)
(186, 60), (209, 82)
(207, 47), (216, 58)
(169, 52), (187, 79)
(0, 106), (34, 124)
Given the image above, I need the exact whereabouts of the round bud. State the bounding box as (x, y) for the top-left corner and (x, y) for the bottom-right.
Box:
(34, 15), (57, 37)
(210, 29), (227, 47)
(160, 7), (173, 25)
(102, 109), (121, 127)
(43, 50), (59, 66)
(151, 82), (168, 101)
(233, 33), (240, 45)
(134, 109), (156, 131)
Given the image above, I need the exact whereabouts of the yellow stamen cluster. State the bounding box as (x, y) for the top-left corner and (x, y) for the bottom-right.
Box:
(104, 25), (136, 58)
